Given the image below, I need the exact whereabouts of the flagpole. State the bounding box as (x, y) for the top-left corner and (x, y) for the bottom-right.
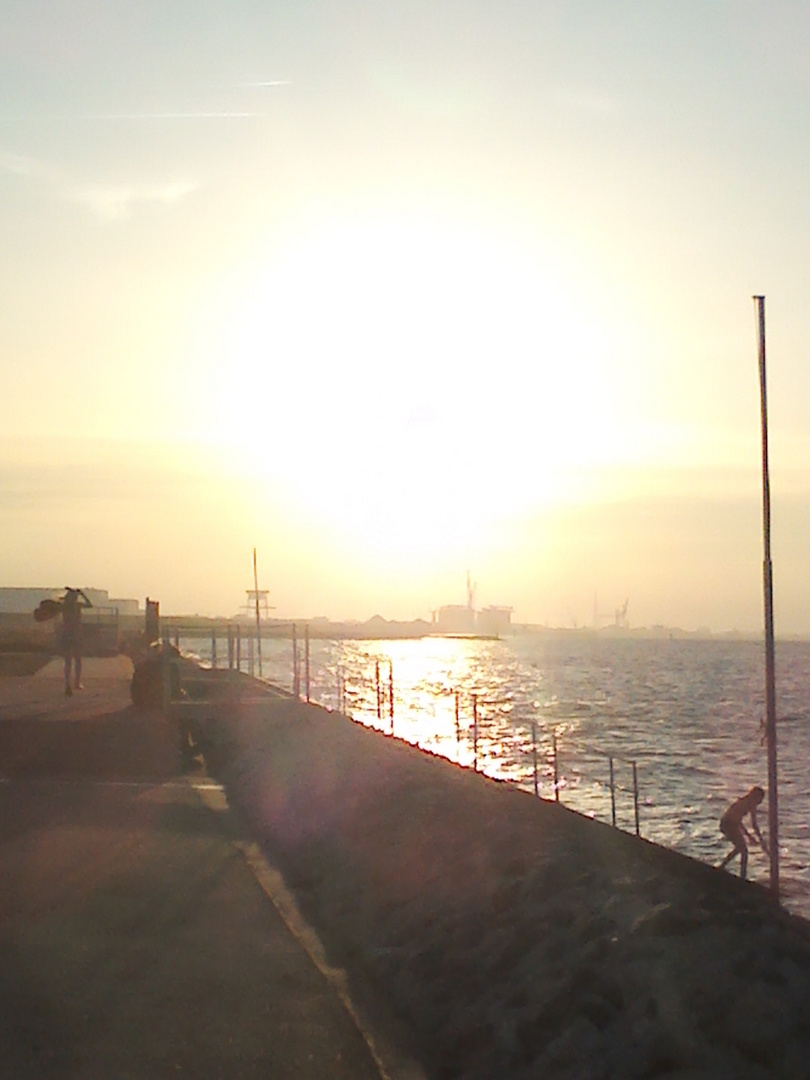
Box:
(754, 294), (779, 900)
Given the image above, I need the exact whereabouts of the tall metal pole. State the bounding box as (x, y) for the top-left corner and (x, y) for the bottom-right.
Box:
(253, 547), (263, 679)
(755, 295), (779, 900)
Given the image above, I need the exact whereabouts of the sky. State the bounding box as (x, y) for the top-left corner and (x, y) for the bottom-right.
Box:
(2, 0), (810, 631)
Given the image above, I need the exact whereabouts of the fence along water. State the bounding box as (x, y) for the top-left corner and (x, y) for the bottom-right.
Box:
(173, 621), (646, 841)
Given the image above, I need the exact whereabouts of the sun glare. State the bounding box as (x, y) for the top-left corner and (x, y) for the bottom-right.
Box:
(204, 214), (636, 567)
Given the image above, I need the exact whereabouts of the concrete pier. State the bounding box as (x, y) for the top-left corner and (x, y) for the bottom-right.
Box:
(0, 659), (402, 1079)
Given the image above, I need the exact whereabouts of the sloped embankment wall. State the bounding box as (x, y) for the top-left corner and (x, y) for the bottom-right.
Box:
(203, 698), (810, 1080)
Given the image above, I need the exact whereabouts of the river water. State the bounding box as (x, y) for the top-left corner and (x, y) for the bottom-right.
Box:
(182, 630), (810, 915)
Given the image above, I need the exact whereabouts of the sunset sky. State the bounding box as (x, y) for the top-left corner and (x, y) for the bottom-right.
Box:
(3, 1), (810, 632)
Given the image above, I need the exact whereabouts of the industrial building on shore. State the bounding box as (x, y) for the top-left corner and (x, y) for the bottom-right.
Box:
(0, 587), (140, 616)
(431, 575), (513, 637)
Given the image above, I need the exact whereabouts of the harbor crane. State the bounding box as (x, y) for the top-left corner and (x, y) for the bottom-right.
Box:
(615, 598), (629, 629)
(593, 593), (630, 630)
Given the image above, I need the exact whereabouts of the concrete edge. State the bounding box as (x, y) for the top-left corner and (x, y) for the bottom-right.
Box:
(191, 780), (427, 1080)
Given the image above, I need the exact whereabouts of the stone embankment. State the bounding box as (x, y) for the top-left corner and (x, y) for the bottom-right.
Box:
(197, 694), (810, 1080)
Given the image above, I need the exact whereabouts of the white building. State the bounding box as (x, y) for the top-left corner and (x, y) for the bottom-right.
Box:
(476, 605), (513, 637)
(0, 587), (140, 616)
(432, 604), (476, 635)
(0, 587), (61, 614)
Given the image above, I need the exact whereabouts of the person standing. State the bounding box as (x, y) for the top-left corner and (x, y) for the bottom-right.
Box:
(719, 785), (768, 879)
(61, 588), (92, 696)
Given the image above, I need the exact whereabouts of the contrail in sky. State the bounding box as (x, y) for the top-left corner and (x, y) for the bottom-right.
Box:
(85, 112), (264, 119)
(0, 112), (264, 121)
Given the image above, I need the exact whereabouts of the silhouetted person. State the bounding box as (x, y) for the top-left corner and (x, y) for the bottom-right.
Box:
(719, 785), (768, 879)
(61, 588), (92, 696)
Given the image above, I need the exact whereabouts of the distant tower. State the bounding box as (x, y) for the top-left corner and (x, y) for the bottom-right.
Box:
(244, 590), (272, 620)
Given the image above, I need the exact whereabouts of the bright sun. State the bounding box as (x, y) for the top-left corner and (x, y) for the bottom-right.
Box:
(208, 213), (628, 567)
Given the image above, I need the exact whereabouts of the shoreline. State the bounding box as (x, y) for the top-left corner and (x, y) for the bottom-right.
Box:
(7, 611), (810, 654)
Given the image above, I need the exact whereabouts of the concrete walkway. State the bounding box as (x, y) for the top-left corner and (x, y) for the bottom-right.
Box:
(0, 655), (136, 721)
(0, 657), (387, 1079)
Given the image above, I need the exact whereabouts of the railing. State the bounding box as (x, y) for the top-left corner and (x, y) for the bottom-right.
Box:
(166, 620), (645, 841)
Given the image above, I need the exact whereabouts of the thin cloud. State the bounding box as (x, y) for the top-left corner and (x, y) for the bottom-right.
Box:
(1, 146), (198, 220)
(0, 150), (60, 183)
(72, 180), (199, 221)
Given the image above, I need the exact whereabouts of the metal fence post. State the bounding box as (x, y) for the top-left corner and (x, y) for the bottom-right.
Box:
(609, 756), (616, 827)
(632, 761), (640, 837)
(161, 631), (173, 716)
(305, 623), (310, 703)
(553, 731), (560, 802)
(389, 660), (394, 734)
(292, 623), (298, 699)
(532, 722), (539, 797)
(473, 693), (478, 771)
(295, 626), (302, 699)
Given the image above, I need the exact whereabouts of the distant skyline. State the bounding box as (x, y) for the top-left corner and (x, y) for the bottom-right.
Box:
(3, 3), (810, 632)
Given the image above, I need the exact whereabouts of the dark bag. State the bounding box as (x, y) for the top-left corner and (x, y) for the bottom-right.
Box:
(34, 598), (63, 623)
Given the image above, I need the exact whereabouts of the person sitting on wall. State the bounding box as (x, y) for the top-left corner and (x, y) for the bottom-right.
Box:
(719, 785), (768, 879)
(61, 588), (93, 696)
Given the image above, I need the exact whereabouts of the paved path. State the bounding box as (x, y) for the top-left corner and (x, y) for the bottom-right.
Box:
(0, 656), (135, 722)
(0, 658), (386, 1079)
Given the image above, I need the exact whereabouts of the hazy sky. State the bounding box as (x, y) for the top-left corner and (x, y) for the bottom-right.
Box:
(3, 1), (810, 630)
